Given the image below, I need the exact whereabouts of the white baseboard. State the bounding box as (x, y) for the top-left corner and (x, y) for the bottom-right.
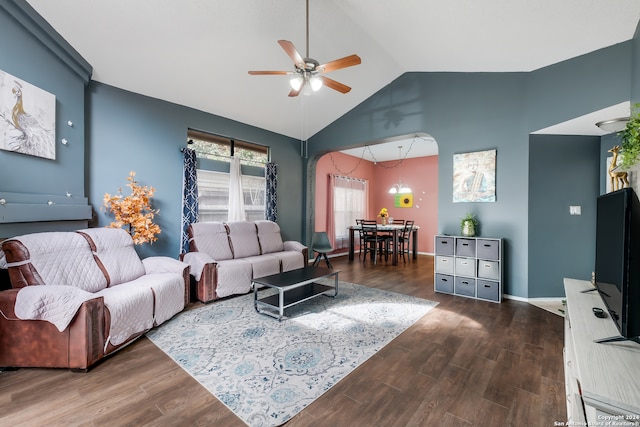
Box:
(504, 295), (566, 303)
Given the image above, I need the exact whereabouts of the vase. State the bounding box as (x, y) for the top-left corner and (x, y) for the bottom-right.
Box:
(382, 217), (387, 225)
(461, 221), (475, 237)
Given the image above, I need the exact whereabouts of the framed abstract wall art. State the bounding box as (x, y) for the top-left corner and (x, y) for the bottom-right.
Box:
(0, 69), (56, 160)
(453, 149), (496, 203)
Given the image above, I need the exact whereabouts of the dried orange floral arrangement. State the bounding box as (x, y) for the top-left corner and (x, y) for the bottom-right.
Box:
(103, 171), (161, 245)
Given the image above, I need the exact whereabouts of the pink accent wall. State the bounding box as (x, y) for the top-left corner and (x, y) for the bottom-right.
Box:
(315, 152), (438, 253)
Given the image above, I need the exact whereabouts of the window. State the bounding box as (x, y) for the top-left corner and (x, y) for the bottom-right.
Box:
(333, 176), (367, 248)
(196, 170), (266, 222)
(189, 129), (268, 167)
(188, 129), (268, 221)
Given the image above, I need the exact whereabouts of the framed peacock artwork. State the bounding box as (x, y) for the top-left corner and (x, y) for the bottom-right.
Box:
(0, 69), (56, 160)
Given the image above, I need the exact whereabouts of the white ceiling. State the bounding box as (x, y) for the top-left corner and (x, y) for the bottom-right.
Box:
(340, 134), (439, 162)
(25, 0), (640, 160)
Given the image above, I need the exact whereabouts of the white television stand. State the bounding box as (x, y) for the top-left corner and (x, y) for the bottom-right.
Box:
(563, 278), (640, 425)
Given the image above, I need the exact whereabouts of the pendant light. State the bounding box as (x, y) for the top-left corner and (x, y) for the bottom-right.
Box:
(388, 145), (411, 194)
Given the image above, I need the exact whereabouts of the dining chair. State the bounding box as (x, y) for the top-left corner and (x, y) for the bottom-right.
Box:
(390, 219), (405, 225)
(355, 219), (366, 259)
(311, 231), (334, 268)
(361, 222), (389, 264)
(397, 220), (415, 262)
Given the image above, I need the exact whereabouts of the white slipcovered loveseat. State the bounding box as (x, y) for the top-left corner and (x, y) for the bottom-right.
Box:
(0, 227), (189, 371)
(182, 220), (308, 302)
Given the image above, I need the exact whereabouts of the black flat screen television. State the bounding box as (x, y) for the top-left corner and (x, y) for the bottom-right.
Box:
(594, 187), (640, 344)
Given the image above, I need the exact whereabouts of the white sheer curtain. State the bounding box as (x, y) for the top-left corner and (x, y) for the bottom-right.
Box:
(332, 175), (367, 248)
(228, 156), (246, 221)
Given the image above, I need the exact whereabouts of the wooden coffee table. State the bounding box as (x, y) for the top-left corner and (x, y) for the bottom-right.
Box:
(253, 266), (339, 321)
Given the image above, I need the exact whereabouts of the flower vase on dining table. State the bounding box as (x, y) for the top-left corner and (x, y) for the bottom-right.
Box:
(382, 217), (387, 226)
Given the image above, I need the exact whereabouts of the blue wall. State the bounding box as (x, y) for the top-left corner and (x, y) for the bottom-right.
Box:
(0, 0), (92, 237)
(528, 135), (600, 297)
(306, 42), (634, 299)
(86, 82), (303, 259)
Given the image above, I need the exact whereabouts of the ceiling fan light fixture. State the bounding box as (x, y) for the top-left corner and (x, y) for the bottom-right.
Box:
(289, 76), (304, 91)
(309, 75), (323, 91)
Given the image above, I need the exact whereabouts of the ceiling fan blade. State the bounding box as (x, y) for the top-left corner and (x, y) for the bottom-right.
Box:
(248, 71), (293, 75)
(288, 86), (302, 97)
(319, 76), (351, 94)
(318, 54), (361, 73)
(278, 40), (304, 68)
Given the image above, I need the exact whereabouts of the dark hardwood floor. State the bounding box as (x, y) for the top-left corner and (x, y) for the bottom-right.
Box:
(0, 255), (566, 426)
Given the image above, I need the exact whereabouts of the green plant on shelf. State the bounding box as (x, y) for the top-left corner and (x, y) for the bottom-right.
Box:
(619, 103), (640, 169)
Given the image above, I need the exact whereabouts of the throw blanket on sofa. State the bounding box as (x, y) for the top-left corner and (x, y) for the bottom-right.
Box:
(14, 285), (97, 332)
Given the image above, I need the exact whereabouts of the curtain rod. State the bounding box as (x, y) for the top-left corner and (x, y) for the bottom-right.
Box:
(333, 174), (366, 183)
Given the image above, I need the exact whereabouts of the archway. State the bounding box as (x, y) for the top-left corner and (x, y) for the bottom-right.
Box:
(310, 133), (439, 257)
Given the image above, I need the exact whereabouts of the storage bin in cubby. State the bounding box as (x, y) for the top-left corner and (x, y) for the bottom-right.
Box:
(435, 274), (454, 294)
(477, 279), (500, 302)
(477, 260), (500, 280)
(435, 256), (454, 274)
(455, 257), (476, 277)
(435, 236), (454, 255)
(477, 239), (500, 260)
(455, 276), (476, 297)
(455, 238), (476, 257)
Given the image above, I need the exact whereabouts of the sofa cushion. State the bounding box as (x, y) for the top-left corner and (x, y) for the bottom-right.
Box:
(270, 251), (305, 272)
(215, 259), (253, 298)
(242, 254), (281, 279)
(122, 273), (184, 325)
(3, 232), (107, 293)
(227, 221), (261, 258)
(255, 220), (285, 254)
(96, 283), (154, 347)
(190, 222), (233, 261)
(77, 228), (145, 286)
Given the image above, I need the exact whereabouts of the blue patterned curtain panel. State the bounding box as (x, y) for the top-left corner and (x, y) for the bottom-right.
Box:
(181, 148), (199, 253)
(265, 162), (277, 221)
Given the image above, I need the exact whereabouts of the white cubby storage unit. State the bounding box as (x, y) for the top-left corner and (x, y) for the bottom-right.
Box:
(434, 235), (503, 303)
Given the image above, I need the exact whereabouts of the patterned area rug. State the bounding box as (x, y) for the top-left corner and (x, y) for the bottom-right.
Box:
(146, 281), (438, 427)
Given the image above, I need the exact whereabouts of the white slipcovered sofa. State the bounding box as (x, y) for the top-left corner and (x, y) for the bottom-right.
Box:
(0, 227), (189, 371)
(182, 220), (308, 302)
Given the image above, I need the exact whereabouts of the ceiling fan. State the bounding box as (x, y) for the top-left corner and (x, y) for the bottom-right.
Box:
(248, 0), (361, 97)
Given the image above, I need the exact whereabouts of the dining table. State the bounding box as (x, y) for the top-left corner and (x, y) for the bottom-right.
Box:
(347, 224), (419, 266)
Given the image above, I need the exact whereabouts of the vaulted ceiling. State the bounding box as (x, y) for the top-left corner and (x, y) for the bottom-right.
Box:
(25, 0), (640, 159)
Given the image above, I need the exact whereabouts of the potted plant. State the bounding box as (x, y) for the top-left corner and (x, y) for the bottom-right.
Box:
(619, 103), (640, 169)
(460, 212), (479, 237)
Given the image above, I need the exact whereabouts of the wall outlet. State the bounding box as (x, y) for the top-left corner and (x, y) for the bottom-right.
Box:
(569, 206), (581, 215)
